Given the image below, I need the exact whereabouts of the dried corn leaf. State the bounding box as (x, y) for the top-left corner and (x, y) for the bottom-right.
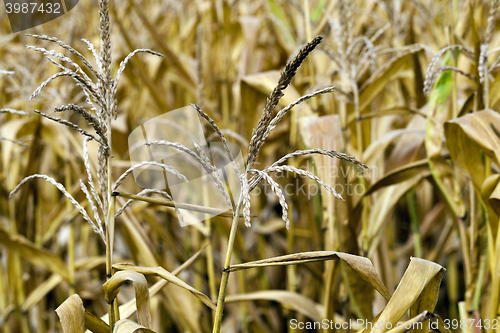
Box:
(0, 305), (15, 327)
(445, 110), (500, 190)
(365, 257), (445, 333)
(481, 174), (500, 248)
(386, 115), (427, 171)
(161, 283), (203, 332)
(102, 271), (151, 328)
(113, 263), (216, 310)
(410, 269), (444, 333)
(227, 251), (390, 299)
(22, 273), (63, 312)
(490, 72), (500, 107)
(358, 48), (423, 112)
(226, 290), (324, 322)
(119, 212), (159, 268)
(363, 129), (425, 167)
(55, 294), (85, 333)
(365, 175), (429, 255)
(384, 311), (436, 333)
(129, 0), (195, 90)
(0, 117), (32, 168)
(0, 224), (69, 280)
(445, 110), (500, 158)
(103, 243), (207, 323)
(84, 311), (109, 333)
(446, 109), (500, 236)
(241, 71), (313, 115)
(363, 159), (431, 197)
(304, 114), (375, 317)
(112, 319), (155, 333)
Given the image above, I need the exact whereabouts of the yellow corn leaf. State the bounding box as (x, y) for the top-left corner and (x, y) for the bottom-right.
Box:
(444, 110), (500, 193)
(113, 263), (216, 310)
(483, 175), (500, 236)
(358, 47), (424, 112)
(0, 117), (32, 169)
(129, 0), (195, 90)
(102, 271), (151, 328)
(0, 224), (69, 280)
(84, 311), (109, 333)
(365, 257), (445, 333)
(226, 290), (324, 322)
(483, 174), (500, 211)
(113, 319), (155, 333)
(241, 71), (313, 114)
(366, 176), (429, 256)
(103, 243), (207, 323)
(55, 294), (85, 333)
(363, 129), (425, 167)
(0, 305), (15, 328)
(384, 311), (451, 333)
(22, 273), (63, 312)
(410, 269), (444, 333)
(363, 159), (431, 197)
(227, 251), (390, 300)
(481, 174), (500, 273)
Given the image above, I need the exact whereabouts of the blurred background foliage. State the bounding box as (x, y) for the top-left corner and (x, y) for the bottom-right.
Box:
(1, 0), (500, 331)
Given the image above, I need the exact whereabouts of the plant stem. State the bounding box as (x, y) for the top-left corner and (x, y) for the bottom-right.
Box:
(106, 194), (116, 332)
(351, 80), (368, 254)
(487, 217), (500, 333)
(212, 199), (243, 333)
(65, 145), (75, 295)
(472, 245), (487, 311)
(324, 190), (340, 332)
(203, 184), (217, 323)
(8, 200), (29, 333)
(458, 301), (473, 333)
(407, 189), (422, 258)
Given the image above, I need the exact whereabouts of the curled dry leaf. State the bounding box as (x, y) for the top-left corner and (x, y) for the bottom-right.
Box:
(363, 257), (445, 333)
(102, 271), (152, 329)
(112, 319), (156, 333)
(55, 294), (85, 333)
(445, 109), (500, 191)
(103, 243), (208, 323)
(482, 174), (500, 236)
(84, 311), (110, 333)
(445, 111), (500, 301)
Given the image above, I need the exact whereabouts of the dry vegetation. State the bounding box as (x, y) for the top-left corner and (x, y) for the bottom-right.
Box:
(1, 0), (500, 332)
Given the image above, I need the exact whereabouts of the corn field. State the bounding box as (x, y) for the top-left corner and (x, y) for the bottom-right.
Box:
(1, 0), (500, 332)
